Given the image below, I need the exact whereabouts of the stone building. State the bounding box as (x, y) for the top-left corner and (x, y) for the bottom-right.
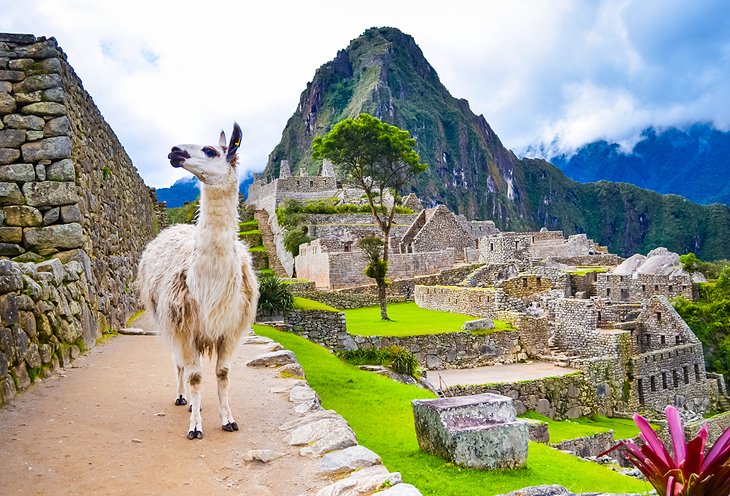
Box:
(596, 247), (693, 302)
(0, 33), (156, 405)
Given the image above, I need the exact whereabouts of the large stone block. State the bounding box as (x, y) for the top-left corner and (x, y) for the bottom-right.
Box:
(0, 163), (35, 182)
(22, 181), (77, 206)
(20, 102), (66, 117)
(0, 226), (22, 243)
(13, 74), (62, 93)
(21, 136), (71, 162)
(0, 148), (21, 165)
(0, 129), (25, 148)
(412, 393), (529, 469)
(43, 116), (69, 136)
(23, 223), (84, 251)
(0, 92), (16, 113)
(46, 159), (75, 181)
(3, 114), (44, 130)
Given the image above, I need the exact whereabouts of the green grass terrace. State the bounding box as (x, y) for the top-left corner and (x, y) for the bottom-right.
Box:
(254, 324), (650, 496)
(342, 301), (513, 336)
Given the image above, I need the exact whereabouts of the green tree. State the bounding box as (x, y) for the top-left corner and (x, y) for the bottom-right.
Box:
(312, 113), (427, 320)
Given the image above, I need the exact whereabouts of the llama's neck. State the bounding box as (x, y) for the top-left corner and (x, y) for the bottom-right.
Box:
(196, 178), (240, 252)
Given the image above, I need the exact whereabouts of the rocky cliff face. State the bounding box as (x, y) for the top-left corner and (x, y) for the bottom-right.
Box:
(264, 27), (730, 260)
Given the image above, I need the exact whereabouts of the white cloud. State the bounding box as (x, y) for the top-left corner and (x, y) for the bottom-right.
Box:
(1, 0), (728, 185)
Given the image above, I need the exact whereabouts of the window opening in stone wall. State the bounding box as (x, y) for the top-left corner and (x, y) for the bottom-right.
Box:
(695, 364), (700, 380)
(637, 379), (645, 404)
(606, 288), (611, 296)
(523, 278), (528, 288)
(661, 335), (666, 345)
(656, 312), (662, 321)
(642, 284), (646, 292)
(683, 285), (687, 291)
(597, 311), (602, 321)
(490, 243), (494, 251)
(514, 241), (519, 250)
(536, 276), (542, 285)
(668, 285), (673, 292)
(644, 334), (650, 345)
(675, 336), (681, 345)
(655, 284), (659, 291)
(621, 289), (629, 300)
(650, 376), (656, 392)
(309, 180), (313, 187)
(662, 372), (668, 389)
(296, 180), (300, 186)
(531, 236), (535, 243)
(673, 370), (679, 387)
(343, 241), (353, 253)
(683, 366), (690, 384)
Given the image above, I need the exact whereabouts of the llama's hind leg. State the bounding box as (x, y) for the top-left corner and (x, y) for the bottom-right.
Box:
(216, 339), (238, 432)
(174, 359), (187, 406)
(184, 355), (204, 440)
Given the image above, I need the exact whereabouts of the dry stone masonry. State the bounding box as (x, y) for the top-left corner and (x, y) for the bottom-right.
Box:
(0, 33), (156, 405)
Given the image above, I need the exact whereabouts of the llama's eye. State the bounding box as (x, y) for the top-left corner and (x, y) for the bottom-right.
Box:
(202, 147), (218, 158)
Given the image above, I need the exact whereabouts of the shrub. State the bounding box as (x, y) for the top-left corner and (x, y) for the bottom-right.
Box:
(257, 275), (294, 315)
(337, 346), (421, 378)
(284, 228), (311, 257)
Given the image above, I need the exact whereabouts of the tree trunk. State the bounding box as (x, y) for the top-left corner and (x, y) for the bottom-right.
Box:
(377, 278), (389, 320)
(379, 227), (391, 320)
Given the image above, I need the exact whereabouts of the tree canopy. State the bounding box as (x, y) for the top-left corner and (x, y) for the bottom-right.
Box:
(312, 113), (427, 319)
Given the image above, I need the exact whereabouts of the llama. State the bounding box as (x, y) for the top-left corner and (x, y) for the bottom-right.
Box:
(137, 123), (259, 440)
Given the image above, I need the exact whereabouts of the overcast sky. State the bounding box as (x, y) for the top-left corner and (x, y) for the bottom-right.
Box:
(2, 0), (728, 187)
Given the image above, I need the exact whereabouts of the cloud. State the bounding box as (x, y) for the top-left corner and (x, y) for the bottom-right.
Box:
(1, 0), (728, 184)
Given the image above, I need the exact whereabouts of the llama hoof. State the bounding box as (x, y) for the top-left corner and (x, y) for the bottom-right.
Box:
(187, 429), (203, 440)
(175, 395), (187, 406)
(222, 422), (239, 432)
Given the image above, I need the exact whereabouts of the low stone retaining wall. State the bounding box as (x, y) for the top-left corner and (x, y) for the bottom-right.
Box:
(0, 256), (97, 406)
(272, 309), (547, 370)
(550, 431), (614, 459)
(415, 285), (507, 318)
(446, 373), (598, 420)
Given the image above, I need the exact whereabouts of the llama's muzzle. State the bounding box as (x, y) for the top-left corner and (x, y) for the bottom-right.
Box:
(168, 147), (191, 168)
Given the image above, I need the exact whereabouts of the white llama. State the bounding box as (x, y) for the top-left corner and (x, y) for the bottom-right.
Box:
(137, 123), (259, 440)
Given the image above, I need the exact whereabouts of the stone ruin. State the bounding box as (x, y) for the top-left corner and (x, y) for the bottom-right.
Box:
(0, 33), (156, 405)
(412, 393), (528, 469)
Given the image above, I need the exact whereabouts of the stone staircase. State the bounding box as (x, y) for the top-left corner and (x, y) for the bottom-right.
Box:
(254, 209), (288, 277)
(716, 395), (730, 412)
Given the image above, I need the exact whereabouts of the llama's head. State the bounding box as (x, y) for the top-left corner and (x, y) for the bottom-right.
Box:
(167, 123), (242, 186)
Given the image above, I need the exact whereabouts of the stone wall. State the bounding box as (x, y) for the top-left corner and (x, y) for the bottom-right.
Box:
(0, 257), (96, 406)
(410, 206), (475, 260)
(551, 431), (614, 459)
(499, 274), (553, 298)
(291, 286), (407, 310)
(549, 254), (624, 267)
(0, 33), (156, 404)
(295, 246), (456, 289)
(414, 285), (507, 318)
(0, 34), (155, 329)
(596, 272), (693, 303)
(447, 373), (597, 420)
(528, 233), (599, 259)
(631, 343), (710, 412)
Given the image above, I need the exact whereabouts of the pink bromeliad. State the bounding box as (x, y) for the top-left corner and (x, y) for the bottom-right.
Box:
(605, 405), (730, 495)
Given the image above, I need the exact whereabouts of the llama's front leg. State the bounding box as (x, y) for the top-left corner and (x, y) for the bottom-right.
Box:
(185, 356), (204, 440)
(216, 340), (238, 432)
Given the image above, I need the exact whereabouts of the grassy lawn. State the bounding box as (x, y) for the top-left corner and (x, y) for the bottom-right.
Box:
(248, 245), (267, 252)
(567, 266), (609, 276)
(293, 297), (339, 312)
(239, 229), (261, 235)
(521, 412), (650, 443)
(343, 301), (513, 336)
(254, 325), (650, 496)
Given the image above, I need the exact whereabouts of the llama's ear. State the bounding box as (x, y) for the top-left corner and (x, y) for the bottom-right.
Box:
(226, 122), (242, 163)
(219, 131), (226, 148)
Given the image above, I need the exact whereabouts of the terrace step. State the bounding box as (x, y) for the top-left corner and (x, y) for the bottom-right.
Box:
(254, 209), (288, 277)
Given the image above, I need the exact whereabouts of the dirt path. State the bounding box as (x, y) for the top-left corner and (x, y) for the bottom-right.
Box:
(0, 314), (322, 496)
